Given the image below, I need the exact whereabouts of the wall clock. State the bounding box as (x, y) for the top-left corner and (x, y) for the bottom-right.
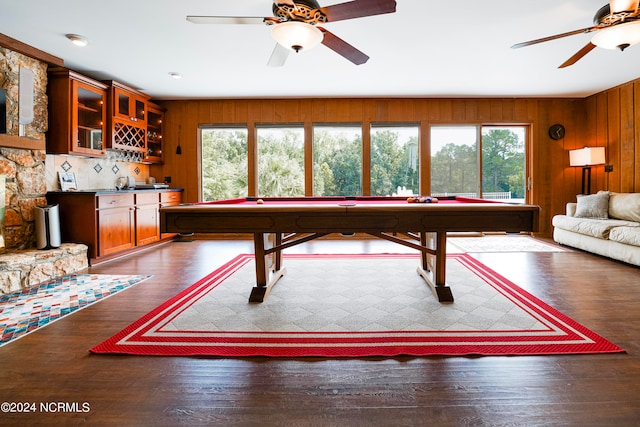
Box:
(548, 124), (565, 140)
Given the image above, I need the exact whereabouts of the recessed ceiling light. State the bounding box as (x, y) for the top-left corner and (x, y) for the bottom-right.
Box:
(168, 72), (182, 79)
(65, 34), (89, 47)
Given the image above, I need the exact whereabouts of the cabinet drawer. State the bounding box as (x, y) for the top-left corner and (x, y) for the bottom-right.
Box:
(97, 193), (134, 209)
(161, 191), (181, 204)
(136, 191), (160, 205)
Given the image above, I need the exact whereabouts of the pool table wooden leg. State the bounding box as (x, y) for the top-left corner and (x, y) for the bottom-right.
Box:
(249, 233), (287, 303)
(420, 232), (430, 271)
(416, 231), (454, 303)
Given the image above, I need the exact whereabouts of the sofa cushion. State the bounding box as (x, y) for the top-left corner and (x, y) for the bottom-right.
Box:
(608, 192), (640, 222)
(552, 215), (639, 239)
(574, 192), (609, 219)
(609, 226), (640, 246)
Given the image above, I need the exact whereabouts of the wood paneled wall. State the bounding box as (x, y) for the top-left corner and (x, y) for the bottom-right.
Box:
(583, 81), (640, 193)
(151, 97), (598, 237)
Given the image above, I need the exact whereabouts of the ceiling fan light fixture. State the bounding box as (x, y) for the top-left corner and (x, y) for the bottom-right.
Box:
(271, 21), (323, 53)
(609, 0), (638, 13)
(592, 20), (640, 50)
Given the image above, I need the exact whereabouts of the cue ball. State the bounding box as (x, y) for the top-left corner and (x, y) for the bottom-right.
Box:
(256, 199), (264, 204)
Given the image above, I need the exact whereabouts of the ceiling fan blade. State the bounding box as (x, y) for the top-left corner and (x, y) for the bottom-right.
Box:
(609, 0), (639, 13)
(559, 42), (598, 68)
(320, 0), (397, 23)
(267, 43), (290, 67)
(511, 26), (600, 49)
(318, 27), (369, 65)
(187, 16), (266, 25)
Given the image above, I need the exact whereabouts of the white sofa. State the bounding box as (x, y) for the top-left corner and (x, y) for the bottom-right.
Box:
(552, 191), (640, 266)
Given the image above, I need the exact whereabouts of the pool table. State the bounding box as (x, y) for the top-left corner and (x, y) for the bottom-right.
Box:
(160, 196), (540, 303)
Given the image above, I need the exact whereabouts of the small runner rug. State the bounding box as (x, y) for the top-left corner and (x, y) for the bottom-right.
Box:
(449, 236), (567, 253)
(1, 274), (151, 347)
(90, 254), (622, 357)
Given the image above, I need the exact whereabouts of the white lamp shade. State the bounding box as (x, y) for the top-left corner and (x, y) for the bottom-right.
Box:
(592, 21), (640, 50)
(271, 21), (323, 52)
(569, 147), (606, 166)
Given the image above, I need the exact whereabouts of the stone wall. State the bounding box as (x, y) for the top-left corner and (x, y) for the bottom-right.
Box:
(0, 243), (88, 294)
(0, 46), (90, 295)
(1, 148), (47, 249)
(1, 46), (48, 250)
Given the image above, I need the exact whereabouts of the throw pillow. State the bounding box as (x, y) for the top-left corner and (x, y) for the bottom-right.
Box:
(574, 192), (610, 219)
(608, 192), (640, 222)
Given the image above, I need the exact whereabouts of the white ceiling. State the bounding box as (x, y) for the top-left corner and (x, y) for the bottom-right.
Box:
(2, 0), (640, 100)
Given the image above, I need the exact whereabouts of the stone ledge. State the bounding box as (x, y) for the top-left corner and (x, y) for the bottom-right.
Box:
(0, 243), (89, 294)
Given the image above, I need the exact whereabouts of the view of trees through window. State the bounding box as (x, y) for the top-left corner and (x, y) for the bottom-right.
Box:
(371, 126), (419, 196)
(257, 126), (304, 197)
(313, 125), (362, 196)
(430, 126), (479, 196)
(199, 124), (526, 202)
(430, 125), (526, 202)
(201, 127), (248, 201)
(482, 126), (526, 201)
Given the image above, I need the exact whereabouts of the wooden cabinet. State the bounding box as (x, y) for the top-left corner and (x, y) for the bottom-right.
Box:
(105, 80), (150, 154)
(47, 68), (108, 157)
(47, 72), (164, 160)
(135, 192), (160, 246)
(160, 191), (182, 238)
(145, 103), (164, 163)
(47, 189), (182, 264)
(112, 83), (147, 124)
(98, 193), (135, 256)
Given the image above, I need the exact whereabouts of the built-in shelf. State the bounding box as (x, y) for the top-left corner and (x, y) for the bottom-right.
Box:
(0, 134), (45, 150)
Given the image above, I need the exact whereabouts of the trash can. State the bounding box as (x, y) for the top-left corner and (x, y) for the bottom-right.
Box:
(35, 204), (61, 250)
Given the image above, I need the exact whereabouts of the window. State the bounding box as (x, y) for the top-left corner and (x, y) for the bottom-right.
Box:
(481, 126), (526, 202)
(200, 126), (248, 201)
(430, 126), (479, 197)
(257, 125), (305, 197)
(313, 125), (362, 196)
(430, 125), (527, 202)
(198, 122), (527, 202)
(370, 124), (420, 196)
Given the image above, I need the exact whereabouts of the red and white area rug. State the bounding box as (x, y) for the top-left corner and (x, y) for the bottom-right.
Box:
(90, 254), (623, 357)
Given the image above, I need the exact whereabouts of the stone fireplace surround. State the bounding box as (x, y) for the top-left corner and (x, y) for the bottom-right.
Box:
(0, 44), (149, 294)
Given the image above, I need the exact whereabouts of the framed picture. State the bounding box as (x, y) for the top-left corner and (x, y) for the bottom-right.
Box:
(59, 172), (77, 191)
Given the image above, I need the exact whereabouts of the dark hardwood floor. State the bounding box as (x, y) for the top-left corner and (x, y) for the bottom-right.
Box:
(1, 237), (640, 426)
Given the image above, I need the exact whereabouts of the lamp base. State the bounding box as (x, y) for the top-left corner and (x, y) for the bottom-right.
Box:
(581, 166), (592, 195)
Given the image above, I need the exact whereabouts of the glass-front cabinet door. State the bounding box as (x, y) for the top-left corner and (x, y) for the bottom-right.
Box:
(75, 83), (106, 152)
(144, 104), (164, 163)
(47, 68), (108, 157)
(113, 86), (146, 124)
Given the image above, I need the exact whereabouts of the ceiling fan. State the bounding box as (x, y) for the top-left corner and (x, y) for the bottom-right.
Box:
(187, 0), (397, 67)
(512, 0), (640, 68)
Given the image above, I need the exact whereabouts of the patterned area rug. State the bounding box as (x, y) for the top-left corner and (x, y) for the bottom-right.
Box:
(0, 274), (151, 346)
(90, 254), (622, 357)
(449, 236), (567, 253)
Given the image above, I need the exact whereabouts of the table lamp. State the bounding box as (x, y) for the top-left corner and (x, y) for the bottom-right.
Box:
(569, 147), (606, 194)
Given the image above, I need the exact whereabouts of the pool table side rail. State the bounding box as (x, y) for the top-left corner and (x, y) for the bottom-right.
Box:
(160, 202), (540, 235)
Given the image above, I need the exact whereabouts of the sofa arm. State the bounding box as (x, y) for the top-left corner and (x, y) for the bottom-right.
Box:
(566, 202), (577, 217)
